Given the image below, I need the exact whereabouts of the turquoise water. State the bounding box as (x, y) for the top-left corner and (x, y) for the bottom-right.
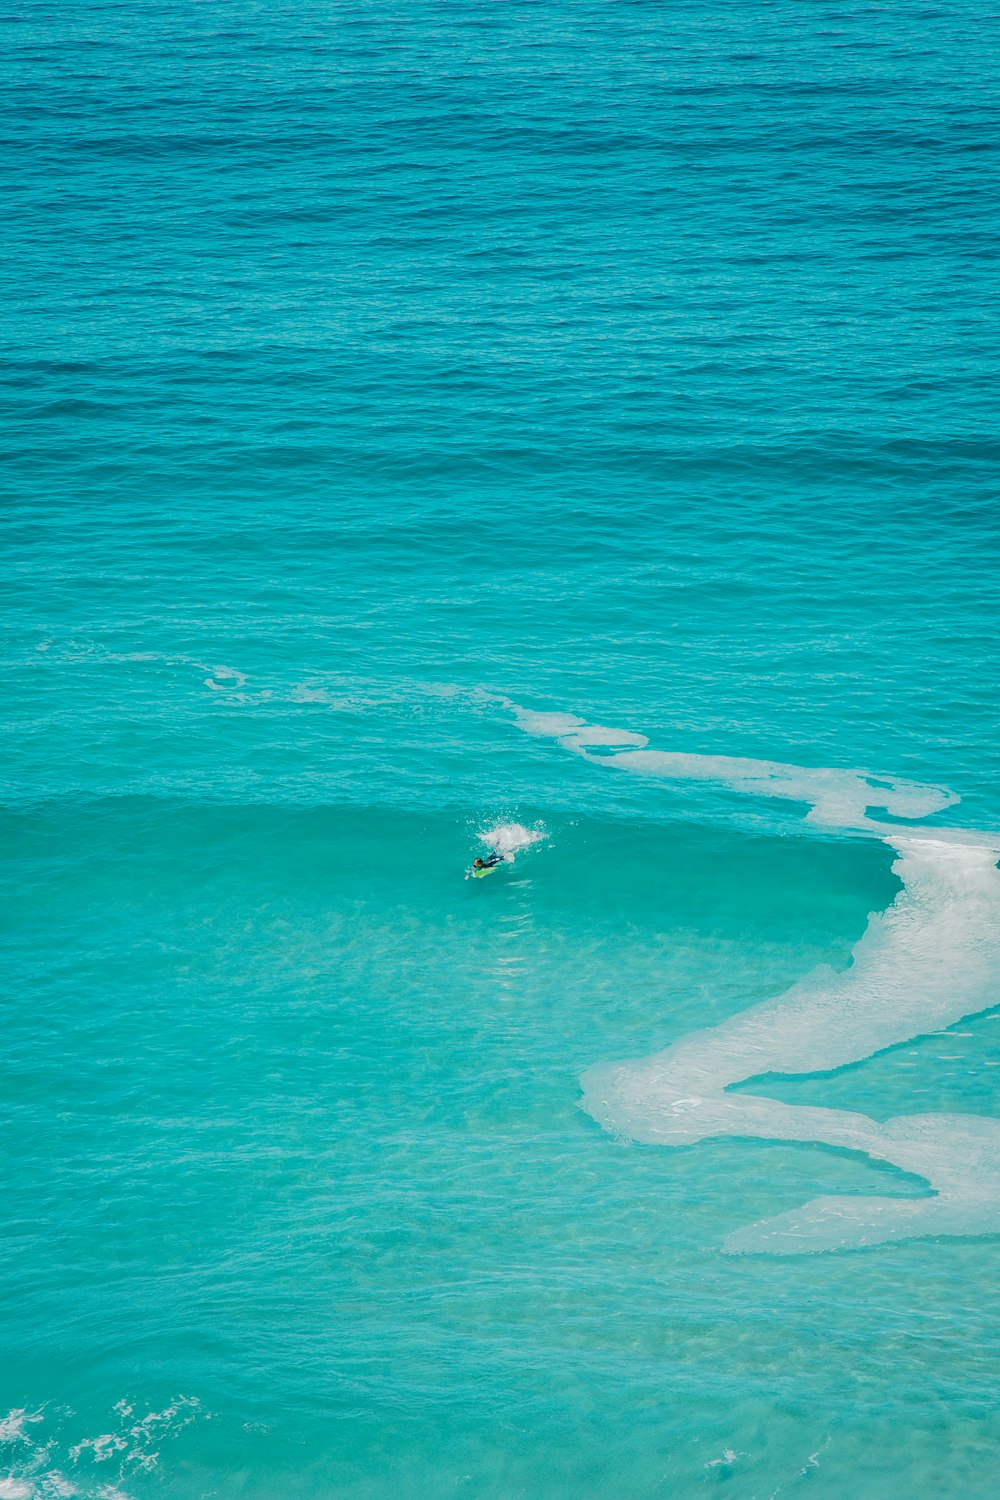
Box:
(4, 1), (1000, 1496)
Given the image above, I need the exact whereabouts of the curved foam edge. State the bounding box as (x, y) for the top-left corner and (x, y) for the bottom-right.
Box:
(507, 700), (1000, 1252)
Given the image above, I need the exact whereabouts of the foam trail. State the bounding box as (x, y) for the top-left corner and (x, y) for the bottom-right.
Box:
(508, 702), (1000, 1252)
(508, 701), (957, 828)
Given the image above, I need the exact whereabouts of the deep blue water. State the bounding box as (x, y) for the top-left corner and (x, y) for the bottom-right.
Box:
(3, 2), (1000, 1496)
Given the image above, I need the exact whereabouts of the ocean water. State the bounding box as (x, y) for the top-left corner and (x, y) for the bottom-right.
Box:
(4, 1), (1000, 1496)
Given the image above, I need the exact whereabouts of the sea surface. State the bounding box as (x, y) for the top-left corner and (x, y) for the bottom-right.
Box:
(3, 1), (1000, 1496)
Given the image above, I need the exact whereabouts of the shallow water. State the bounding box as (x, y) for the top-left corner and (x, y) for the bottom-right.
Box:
(3, 1), (1000, 1495)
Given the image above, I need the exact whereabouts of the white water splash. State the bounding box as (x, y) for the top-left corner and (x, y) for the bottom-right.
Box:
(479, 821), (546, 858)
(507, 701), (1000, 1253)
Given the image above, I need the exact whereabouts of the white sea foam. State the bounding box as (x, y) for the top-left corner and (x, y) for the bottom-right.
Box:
(564, 726), (650, 749)
(511, 706), (648, 751)
(0, 1415), (42, 1447)
(508, 701), (1000, 1252)
(0, 1400), (199, 1500)
(510, 709), (586, 738)
(580, 745), (955, 828)
(203, 665), (247, 691)
(704, 1449), (743, 1470)
(39, 1475), (76, 1498)
(67, 1438), (125, 1467)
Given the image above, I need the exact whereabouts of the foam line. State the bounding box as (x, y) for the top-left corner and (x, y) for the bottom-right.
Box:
(508, 701), (1000, 1252)
(509, 702), (957, 829)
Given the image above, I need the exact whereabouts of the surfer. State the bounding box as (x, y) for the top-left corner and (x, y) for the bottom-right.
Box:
(467, 848), (510, 879)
